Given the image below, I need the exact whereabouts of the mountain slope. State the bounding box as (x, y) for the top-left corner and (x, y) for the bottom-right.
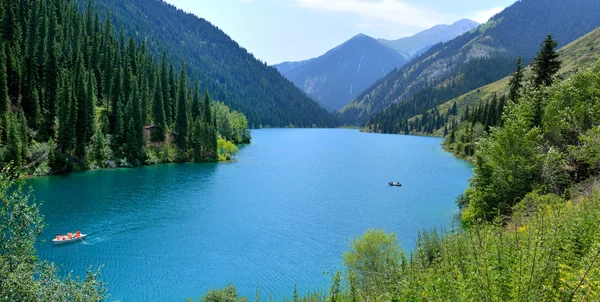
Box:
(76, 0), (336, 128)
(421, 26), (600, 136)
(380, 19), (479, 60)
(341, 0), (600, 126)
(275, 34), (406, 112)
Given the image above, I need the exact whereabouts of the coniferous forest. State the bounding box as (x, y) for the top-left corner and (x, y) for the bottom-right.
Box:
(72, 0), (338, 129)
(0, 0), (252, 175)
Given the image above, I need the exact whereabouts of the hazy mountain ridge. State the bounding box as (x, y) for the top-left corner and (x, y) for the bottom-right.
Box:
(380, 19), (479, 60)
(341, 0), (600, 126)
(275, 34), (407, 111)
(275, 21), (478, 112)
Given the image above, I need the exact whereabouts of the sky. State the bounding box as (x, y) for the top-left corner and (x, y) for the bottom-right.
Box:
(163, 0), (517, 65)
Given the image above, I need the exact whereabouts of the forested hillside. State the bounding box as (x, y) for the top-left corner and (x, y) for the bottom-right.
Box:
(74, 0), (336, 128)
(367, 27), (600, 137)
(341, 0), (600, 126)
(0, 0), (250, 175)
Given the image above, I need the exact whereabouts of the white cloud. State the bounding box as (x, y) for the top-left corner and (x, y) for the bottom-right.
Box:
(295, 0), (446, 29)
(469, 7), (505, 24)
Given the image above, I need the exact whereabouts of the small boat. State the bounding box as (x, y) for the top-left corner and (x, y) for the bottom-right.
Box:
(52, 234), (87, 244)
(389, 182), (402, 187)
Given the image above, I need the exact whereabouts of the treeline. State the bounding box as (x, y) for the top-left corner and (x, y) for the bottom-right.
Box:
(0, 0), (248, 175)
(445, 93), (508, 157)
(74, 0), (338, 129)
(363, 56), (515, 134)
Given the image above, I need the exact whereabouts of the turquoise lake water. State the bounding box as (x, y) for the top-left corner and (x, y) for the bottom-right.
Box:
(30, 129), (473, 301)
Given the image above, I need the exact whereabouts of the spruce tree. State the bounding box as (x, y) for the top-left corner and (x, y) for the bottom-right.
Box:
(203, 90), (212, 124)
(168, 63), (176, 125)
(43, 10), (59, 140)
(151, 72), (166, 142)
(57, 71), (75, 152)
(508, 57), (524, 102)
(5, 113), (21, 166)
(174, 62), (188, 153)
(18, 110), (28, 163)
(160, 52), (171, 125)
(0, 43), (9, 123)
(191, 81), (201, 121)
(533, 35), (561, 87)
(74, 55), (88, 158)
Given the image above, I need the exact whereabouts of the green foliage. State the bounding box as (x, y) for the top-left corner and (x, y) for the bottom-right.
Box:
(195, 284), (248, 302)
(0, 165), (107, 301)
(217, 138), (238, 161)
(214, 102), (251, 145)
(462, 61), (600, 222)
(342, 229), (404, 300)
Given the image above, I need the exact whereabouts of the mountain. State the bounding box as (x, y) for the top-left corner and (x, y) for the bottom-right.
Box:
(340, 0), (600, 126)
(420, 26), (600, 137)
(75, 0), (336, 128)
(275, 21), (478, 112)
(274, 34), (406, 112)
(379, 19), (479, 60)
(366, 26), (600, 137)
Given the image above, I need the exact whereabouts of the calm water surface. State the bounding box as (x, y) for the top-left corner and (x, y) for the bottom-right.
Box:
(31, 129), (472, 301)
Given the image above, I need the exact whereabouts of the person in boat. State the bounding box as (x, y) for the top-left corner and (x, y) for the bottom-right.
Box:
(75, 230), (81, 238)
(67, 232), (73, 239)
(62, 234), (67, 240)
(56, 234), (61, 241)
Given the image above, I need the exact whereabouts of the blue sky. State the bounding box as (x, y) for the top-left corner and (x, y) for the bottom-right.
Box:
(164, 0), (517, 65)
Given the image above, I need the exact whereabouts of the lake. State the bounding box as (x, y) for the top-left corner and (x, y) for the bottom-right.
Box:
(30, 129), (473, 301)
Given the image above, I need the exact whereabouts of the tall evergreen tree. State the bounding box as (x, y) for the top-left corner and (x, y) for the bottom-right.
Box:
(533, 35), (561, 87)
(191, 81), (201, 121)
(43, 9), (59, 140)
(508, 57), (524, 102)
(57, 71), (75, 152)
(0, 43), (9, 124)
(5, 113), (22, 166)
(174, 62), (188, 153)
(151, 72), (166, 142)
(159, 52), (170, 125)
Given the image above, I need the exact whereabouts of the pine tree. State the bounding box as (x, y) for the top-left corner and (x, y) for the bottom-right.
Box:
(160, 52), (171, 126)
(508, 57), (524, 102)
(203, 90), (212, 124)
(151, 72), (166, 142)
(174, 62), (188, 153)
(533, 35), (561, 87)
(43, 9), (59, 140)
(191, 81), (201, 121)
(18, 110), (28, 163)
(1, 0), (21, 47)
(74, 55), (88, 158)
(5, 113), (22, 166)
(0, 43), (9, 124)
(168, 63), (176, 125)
(125, 82), (144, 162)
(57, 71), (75, 152)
